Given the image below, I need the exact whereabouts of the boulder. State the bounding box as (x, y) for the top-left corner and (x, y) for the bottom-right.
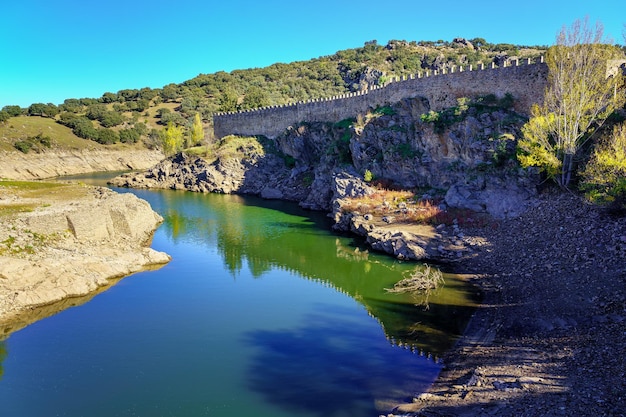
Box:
(445, 177), (537, 219)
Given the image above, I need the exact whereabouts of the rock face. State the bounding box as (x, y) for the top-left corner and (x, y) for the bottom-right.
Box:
(113, 94), (539, 260)
(0, 185), (170, 336)
(110, 151), (313, 205)
(0, 148), (164, 180)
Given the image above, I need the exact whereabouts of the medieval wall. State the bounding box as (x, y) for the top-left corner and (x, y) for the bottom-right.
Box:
(213, 58), (548, 139)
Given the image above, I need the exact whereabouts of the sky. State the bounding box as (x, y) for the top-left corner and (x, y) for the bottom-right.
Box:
(1, 0), (624, 108)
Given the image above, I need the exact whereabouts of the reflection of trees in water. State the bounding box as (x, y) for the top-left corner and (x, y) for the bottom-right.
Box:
(156, 191), (477, 354)
(244, 306), (440, 417)
(0, 341), (6, 380)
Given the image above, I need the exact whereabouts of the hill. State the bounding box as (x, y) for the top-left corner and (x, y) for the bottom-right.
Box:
(0, 38), (547, 153)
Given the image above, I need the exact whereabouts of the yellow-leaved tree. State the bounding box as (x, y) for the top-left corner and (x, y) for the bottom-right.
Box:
(190, 113), (205, 147)
(161, 121), (184, 156)
(517, 18), (626, 187)
(580, 123), (626, 209)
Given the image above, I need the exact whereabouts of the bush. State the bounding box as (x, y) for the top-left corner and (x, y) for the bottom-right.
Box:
(96, 128), (119, 144)
(119, 128), (140, 144)
(12, 133), (52, 153)
(14, 140), (32, 153)
(373, 105), (395, 116)
(580, 124), (626, 212)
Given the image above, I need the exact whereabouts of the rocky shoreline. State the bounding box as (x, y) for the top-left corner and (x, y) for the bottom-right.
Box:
(0, 182), (170, 338)
(112, 157), (626, 415)
(81, 145), (626, 415)
(390, 190), (626, 416)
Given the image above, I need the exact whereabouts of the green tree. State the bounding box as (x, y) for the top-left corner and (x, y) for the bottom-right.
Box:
(28, 103), (47, 116)
(101, 92), (118, 103)
(119, 127), (140, 144)
(96, 128), (119, 144)
(156, 108), (171, 119)
(190, 113), (204, 146)
(2, 105), (23, 117)
(0, 110), (9, 123)
(160, 84), (179, 102)
(86, 104), (107, 120)
(44, 103), (59, 117)
(160, 111), (186, 126)
(161, 121), (184, 156)
(241, 86), (270, 109)
(138, 87), (158, 101)
(72, 118), (99, 141)
(218, 88), (239, 112)
(517, 18), (626, 187)
(99, 111), (124, 128)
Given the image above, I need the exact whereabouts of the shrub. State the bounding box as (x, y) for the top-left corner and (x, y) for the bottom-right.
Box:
(373, 105), (395, 116)
(96, 128), (119, 144)
(14, 140), (32, 153)
(119, 128), (140, 144)
(13, 133), (52, 153)
(580, 124), (626, 212)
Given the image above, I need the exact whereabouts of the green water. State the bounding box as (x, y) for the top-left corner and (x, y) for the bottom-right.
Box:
(0, 182), (479, 416)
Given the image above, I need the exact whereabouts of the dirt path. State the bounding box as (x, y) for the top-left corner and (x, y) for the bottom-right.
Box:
(392, 190), (626, 416)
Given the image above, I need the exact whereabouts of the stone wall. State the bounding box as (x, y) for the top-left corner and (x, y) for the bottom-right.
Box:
(213, 58), (548, 139)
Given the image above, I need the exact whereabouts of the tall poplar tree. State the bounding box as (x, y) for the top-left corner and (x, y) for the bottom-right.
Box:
(190, 113), (204, 146)
(517, 18), (625, 187)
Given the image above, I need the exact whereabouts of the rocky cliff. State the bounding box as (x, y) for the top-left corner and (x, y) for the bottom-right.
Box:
(111, 94), (538, 261)
(0, 183), (170, 336)
(0, 148), (164, 180)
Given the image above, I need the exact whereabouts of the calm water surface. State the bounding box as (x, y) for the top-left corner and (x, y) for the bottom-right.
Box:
(0, 176), (478, 416)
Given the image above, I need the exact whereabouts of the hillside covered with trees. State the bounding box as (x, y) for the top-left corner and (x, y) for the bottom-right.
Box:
(1, 32), (624, 210)
(0, 38), (546, 151)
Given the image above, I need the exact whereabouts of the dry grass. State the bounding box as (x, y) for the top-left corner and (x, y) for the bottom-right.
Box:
(339, 188), (442, 223)
(340, 186), (494, 227)
(0, 180), (90, 218)
(0, 116), (99, 151)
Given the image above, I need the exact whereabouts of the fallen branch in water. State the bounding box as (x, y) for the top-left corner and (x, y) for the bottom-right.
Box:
(385, 264), (444, 293)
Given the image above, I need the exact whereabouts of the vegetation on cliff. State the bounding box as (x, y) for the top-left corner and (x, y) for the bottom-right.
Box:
(2, 29), (624, 211)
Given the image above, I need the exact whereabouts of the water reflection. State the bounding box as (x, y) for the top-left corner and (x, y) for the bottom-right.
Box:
(244, 305), (439, 416)
(126, 189), (479, 356)
(0, 176), (482, 416)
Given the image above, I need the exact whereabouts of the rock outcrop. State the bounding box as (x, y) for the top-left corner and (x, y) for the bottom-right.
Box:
(0, 148), (164, 180)
(112, 94), (539, 261)
(0, 184), (170, 336)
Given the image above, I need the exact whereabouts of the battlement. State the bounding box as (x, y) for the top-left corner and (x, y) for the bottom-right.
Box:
(213, 57), (548, 139)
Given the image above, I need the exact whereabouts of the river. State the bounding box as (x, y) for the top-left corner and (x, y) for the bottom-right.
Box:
(0, 177), (479, 416)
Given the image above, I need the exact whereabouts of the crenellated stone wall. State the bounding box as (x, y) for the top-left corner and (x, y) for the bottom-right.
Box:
(213, 58), (548, 139)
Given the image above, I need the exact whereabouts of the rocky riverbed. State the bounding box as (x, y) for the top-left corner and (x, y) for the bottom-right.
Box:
(389, 189), (626, 417)
(0, 181), (170, 337)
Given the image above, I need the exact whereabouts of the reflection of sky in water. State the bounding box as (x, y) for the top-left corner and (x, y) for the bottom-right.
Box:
(245, 304), (441, 416)
(0, 184), (476, 416)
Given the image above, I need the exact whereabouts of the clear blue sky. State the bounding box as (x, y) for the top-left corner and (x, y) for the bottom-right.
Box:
(1, 0), (623, 108)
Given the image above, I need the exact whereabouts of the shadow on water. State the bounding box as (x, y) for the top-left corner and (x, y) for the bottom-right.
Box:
(243, 305), (442, 417)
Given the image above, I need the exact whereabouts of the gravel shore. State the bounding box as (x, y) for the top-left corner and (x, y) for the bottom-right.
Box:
(393, 189), (626, 416)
